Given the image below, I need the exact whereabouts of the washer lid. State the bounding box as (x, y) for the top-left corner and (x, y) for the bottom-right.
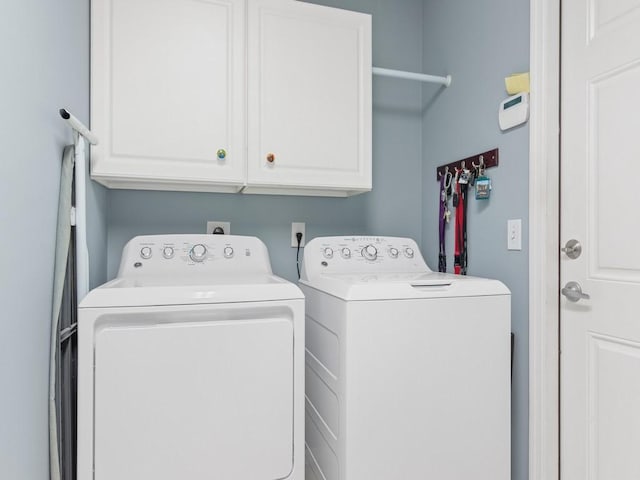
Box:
(300, 272), (510, 301)
(80, 273), (303, 308)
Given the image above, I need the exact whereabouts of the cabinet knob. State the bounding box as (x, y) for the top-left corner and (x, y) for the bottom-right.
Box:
(266, 153), (275, 163)
(217, 149), (227, 160)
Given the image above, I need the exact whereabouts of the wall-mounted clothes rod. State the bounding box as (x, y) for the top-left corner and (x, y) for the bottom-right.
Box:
(436, 148), (499, 180)
(373, 67), (452, 87)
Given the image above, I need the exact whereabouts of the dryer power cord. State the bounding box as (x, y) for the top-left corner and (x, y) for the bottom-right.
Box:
(296, 232), (303, 279)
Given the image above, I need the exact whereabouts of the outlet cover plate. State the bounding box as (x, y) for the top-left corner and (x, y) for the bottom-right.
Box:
(206, 221), (230, 235)
(291, 222), (306, 247)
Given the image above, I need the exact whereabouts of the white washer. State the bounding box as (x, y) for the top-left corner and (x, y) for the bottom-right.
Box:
(300, 236), (511, 480)
(78, 235), (304, 480)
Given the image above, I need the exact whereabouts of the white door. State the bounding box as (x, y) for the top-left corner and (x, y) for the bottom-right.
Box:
(561, 1), (640, 478)
(246, 0), (371, 196)
(91, 0), (246, 192)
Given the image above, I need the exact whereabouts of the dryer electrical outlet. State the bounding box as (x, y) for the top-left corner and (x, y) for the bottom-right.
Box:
(206, 221), (230, 235)
(291, 222), (305, 247)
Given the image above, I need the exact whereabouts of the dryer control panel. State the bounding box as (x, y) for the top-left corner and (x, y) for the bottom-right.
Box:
(117, 235), (272, 278)
(301, 236), (430, 280)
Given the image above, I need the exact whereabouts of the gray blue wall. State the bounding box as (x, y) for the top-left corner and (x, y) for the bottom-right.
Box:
(0, 1), (530, 478)
(106, 0), (426, 281)
(0, 0), (107, 478)
(421, 1), (530, 479)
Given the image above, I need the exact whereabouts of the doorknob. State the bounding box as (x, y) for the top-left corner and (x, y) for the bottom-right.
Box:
(561, 281), (590, 302)
(561, 239), (582, 259)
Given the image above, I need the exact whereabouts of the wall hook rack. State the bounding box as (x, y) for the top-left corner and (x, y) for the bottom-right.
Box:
(436, 148), (499, 180)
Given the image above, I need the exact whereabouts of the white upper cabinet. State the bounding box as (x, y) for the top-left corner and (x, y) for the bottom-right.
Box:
(91, 0), (371, 196)
(245, 0), (372, 196)
(92, 0), (246, 192)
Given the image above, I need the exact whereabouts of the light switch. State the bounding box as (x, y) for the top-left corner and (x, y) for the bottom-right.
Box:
(508, 219), (522, 251)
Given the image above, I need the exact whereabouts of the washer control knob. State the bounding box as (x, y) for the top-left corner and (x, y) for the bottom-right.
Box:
(189, 244), (208, 262)
(323, 247), (334, 259)
(362, 244), (378, 261)
(404, 247), (415, 259)
(140, 247), (152, 259)
(389, 247), (399, 258)
(162, 246), (175, 259)
(223, 246), (234, 258)
(341, 248), (351, 259)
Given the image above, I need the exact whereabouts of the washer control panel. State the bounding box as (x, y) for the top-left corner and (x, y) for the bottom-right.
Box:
(301, 236), (430, 279)
(119, 234), (272, 278)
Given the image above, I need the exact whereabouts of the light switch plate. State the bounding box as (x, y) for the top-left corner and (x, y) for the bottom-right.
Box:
(507, 219), (522, 250)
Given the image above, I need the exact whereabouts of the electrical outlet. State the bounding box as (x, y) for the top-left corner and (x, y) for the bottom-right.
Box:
(291, 222), (306, 247)
(206, 221), (230, 235)
(507, 219), (522, 250)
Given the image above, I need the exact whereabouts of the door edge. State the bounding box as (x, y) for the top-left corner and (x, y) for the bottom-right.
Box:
(529, 0), (561, 478)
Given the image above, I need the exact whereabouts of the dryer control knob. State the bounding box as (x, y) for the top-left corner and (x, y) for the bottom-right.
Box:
(323, 247), (334, 259)
(389, 247), (399, 258)
(223, 246), (234, 258)
(162, 246), (175, 259)
(189, 244), (208, 262)
(140, 247), (152, 259)
(362, 244), (378, 261)
(341, 248), (351, 259)
(404, 247), (415, 258)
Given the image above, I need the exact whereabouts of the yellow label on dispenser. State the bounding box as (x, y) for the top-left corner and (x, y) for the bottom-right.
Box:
(505, 72), (530, 95)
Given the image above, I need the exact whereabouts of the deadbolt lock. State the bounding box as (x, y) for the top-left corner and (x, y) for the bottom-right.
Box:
(561, 239), (582, 259)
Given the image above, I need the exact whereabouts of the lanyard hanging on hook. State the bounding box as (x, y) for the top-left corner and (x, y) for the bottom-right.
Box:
(438, 171), (451, 272)
(454, 168), (469, 275)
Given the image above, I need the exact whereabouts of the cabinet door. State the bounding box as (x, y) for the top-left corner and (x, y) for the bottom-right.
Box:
(246, 0), (372, 196)
(91, 0), (246, 192)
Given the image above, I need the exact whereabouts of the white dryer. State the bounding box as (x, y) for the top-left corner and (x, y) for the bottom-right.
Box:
(78, 235), (304, 480)
(300, 236), (511, 480)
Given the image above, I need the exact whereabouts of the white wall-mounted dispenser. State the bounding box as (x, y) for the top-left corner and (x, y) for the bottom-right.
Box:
(499, 92), (529, 131)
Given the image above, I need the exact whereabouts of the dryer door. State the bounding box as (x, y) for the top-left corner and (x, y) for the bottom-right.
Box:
(90, 303), (294, 480)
